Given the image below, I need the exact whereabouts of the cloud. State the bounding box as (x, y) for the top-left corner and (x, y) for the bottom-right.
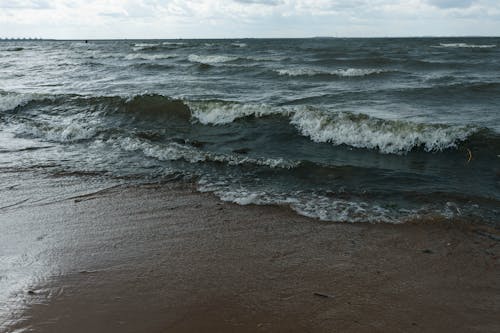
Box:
(0, 0), (51, 9)
(0, 0), (499, 38)
(427, 0), (474, 9)
(233, 0), (281, 4)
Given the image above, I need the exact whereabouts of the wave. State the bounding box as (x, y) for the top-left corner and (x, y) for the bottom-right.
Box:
(4, 92), (485, 155)
(231, 42), (247, 48)
(132, 42), (187, 52)
(1, 92), (32, 112)
(121, 94), (191, 121)
(188, 100), (284, 125)
(188, 54), (238, 65)
(3, 47), (24, 52)
(132, 43), (160, 51)
(198, 182), (400, 223)
(276, 67), (389, 77)
(392, 82), (500, 97)
(0, 91), (53, 112)
(437, 43), (496, 49)
(10, 119), (97, 143)
(187, 99), (475, 154)
(114, 137), (298, 169)
(289, 108), (475, 154)
(246, 55), (287, 62)
(125, 53), (177, 61)
(198, 179), (498, 223)
(130, 63), (174, 71)
(162, 42), (186, 47)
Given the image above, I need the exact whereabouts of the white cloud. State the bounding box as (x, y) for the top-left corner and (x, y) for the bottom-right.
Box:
(0, 0), (499, 38)
(427, 0), (474, 9)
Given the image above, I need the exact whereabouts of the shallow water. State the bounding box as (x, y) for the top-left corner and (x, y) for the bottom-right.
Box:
(1, 38), (499, 224)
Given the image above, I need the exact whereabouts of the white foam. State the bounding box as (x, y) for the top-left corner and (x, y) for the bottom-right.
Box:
(232, 42), (247, 48)
(276, 67), (386, 77)
(188, 101), (287, 125)
(290, 108), (474, 154)
(12, 121), (97, 143)
(335, 68), (386, 77)
(115, 137), (298, 169)
(198, 182), (399, 223)
(290, 194), (397, 223)
(0, 92), (35, 112)
(162, 42), (186, 46)
(188, 54), (238, 64)
(132, 43), (160, 51)
(116, 137), (205, 163)
(57, 123), (97, 142)
(124, 53), (176, 61)
(438, 43), (496, 48)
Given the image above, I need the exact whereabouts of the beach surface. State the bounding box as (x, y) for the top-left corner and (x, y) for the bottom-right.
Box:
(1, 172), (499, 333)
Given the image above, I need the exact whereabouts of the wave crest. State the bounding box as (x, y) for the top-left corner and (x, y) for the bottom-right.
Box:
(115, 137), (298, 169)
(0, 91), (53, 112)
(188, 54), (238, 64)
(186, 99), (476, 154)
(437, 43), (496, 49)
(3, 91), (480, 155)
(125, 53), (177, 61)
(276, 67), (388, 77)
(188, 101), (285, 125)
(291, 108), (475, 154)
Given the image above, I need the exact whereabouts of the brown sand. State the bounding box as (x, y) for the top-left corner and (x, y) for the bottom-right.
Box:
(1, 179), (499, 332)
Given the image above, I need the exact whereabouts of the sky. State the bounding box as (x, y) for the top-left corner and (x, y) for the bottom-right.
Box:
(0, 0), (499, 39)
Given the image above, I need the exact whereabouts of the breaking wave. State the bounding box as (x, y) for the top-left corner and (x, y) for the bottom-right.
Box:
(188, 100), (284, 125)
(289, 108), (475, 154)
(114, 137), (298, 169)
(437, 43), (496, 49)
(3, 91), (483, 155)
(197, 181), (402, 223)
(162, 42), (186, 47)
(188, 54), (238, 64)
(276, 67), (389, 77)
(0, 91), (53, 112)
(187, 100), (476, 154)
(131, 42), (186, 52)
(13, 121), (97, 143)
(132, 43), (160, 51)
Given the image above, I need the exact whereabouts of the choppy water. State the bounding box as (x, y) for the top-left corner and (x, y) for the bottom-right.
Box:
(1, 38), (499, 225)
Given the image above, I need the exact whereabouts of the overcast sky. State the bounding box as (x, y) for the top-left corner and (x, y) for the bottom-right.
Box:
(1, 0), (499, 39)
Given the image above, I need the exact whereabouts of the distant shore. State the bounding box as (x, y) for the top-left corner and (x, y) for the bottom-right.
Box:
(1, 173), (499, 332)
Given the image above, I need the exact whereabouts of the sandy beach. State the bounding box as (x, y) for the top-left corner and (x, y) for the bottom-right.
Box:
(0, 172), (498, 332)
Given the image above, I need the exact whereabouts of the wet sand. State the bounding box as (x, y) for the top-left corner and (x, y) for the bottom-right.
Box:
(1, 175), (499, 332)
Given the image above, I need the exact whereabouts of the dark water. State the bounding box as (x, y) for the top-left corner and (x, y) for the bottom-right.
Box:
(1, 38), (499, 224)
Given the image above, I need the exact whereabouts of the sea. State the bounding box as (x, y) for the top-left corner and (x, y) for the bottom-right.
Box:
(0, 38), (499, 226)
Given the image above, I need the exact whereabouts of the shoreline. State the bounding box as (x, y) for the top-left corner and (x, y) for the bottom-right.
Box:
(1, 174), (499, 332)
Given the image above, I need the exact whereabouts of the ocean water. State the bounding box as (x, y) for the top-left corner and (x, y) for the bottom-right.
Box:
(0, 38), (499, 225)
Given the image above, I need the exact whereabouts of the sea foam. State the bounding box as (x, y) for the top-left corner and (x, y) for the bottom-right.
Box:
(115, 137), (298, 169)
(438, 43), (496, 48)
(188, 54), (238, 64)
(290, 108), (474, 154)
(188, 101), (286, 125)
(276, 67), (387, 77)
(0, 91), (51, 112)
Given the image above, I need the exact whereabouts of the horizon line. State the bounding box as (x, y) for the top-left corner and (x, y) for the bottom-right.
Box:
(1, 35), (499, 41)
